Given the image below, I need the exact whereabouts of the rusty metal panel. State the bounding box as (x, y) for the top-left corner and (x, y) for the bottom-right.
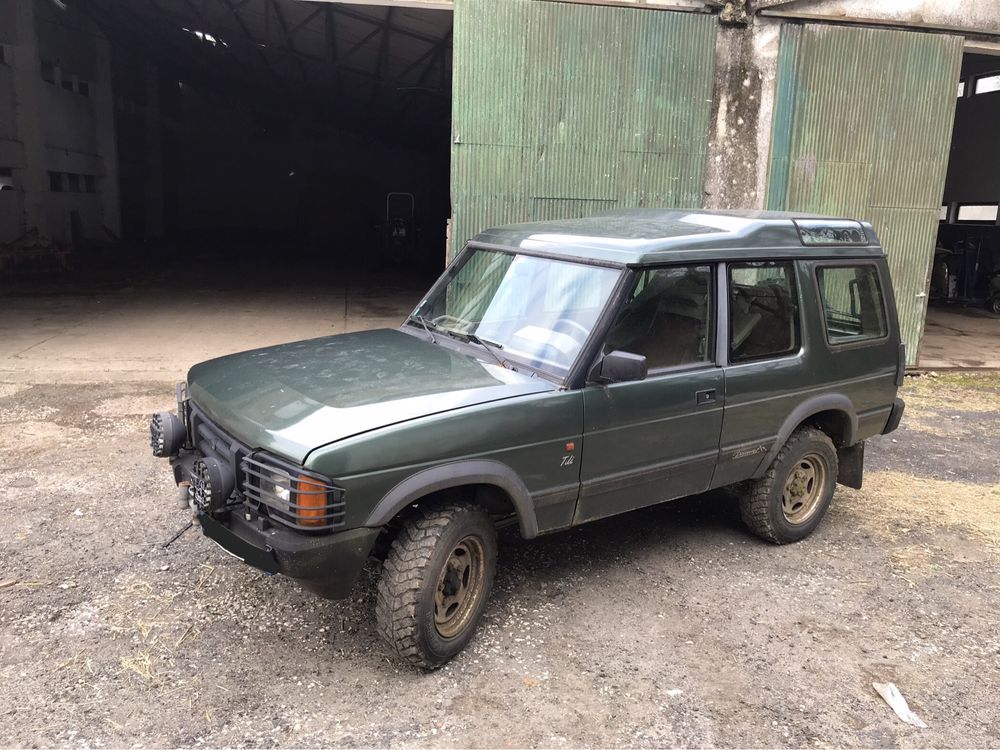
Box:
(766, 24), (962, 364)
(451, 0), (717, 257)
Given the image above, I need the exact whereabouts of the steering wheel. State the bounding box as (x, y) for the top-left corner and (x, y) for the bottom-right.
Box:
(551, 317), (590, 343)
(430, 314), (469, 331)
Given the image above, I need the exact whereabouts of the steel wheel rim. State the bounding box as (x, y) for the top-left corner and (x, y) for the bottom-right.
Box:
(781, 453), (826, 524)
(433, 535), (486, 639)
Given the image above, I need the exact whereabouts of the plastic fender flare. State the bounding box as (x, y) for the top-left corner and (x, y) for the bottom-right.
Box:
(364, 459), (539, 539)
(753, 394), (859, 478)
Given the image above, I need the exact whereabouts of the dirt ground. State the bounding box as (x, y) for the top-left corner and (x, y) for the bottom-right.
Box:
(1, 370), (999, 748)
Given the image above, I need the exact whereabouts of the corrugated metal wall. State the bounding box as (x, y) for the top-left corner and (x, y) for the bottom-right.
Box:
(766, 24), (962, 364)
(450, 0), (717, 257)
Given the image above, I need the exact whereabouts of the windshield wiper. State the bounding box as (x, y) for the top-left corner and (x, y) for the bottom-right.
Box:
(444, 330), (516, 371)
(407, 314), (437, 343)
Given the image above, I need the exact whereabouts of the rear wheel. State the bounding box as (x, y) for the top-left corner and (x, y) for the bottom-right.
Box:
(740, 426), (838, 544)
(376, 503), (497, 669)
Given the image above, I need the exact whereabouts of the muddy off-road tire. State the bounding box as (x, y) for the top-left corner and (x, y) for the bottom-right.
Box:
(376, 503), (497, 669)
(740, 427), (838, 544)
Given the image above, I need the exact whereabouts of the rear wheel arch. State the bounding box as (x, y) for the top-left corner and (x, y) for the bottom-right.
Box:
(365, 459), (538, 540)
(756, 395), (857, 477)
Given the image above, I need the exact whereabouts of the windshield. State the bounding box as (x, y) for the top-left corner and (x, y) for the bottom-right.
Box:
(411, 249), (622, 378)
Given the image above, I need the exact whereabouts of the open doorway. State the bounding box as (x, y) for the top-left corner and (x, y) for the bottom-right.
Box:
(94, 0), (453, 277)
(924, 52), (1000, 368)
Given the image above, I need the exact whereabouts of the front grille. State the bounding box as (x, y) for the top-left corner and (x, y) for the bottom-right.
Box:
(241, 454), (346, 532)
(187, 403), (345, 533)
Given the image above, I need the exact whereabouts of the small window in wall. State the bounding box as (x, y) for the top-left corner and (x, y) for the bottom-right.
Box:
(41, 60), (56, 84)
(940, 204), (949, 222)
(0, 166), (13, 192)
(66, 173), (81, 192)
(61, 76), (74, 91)
(84, 175), (96, 193)
(729, 262), (800, 363)
(77, 80), (90, 97)
(49, 171), (63, 192)
(956, 204), (999, 223)
(817, 265), (888, 344)
(957, 79), (966, 97)
(0, 44), (7, 66)
(973, 73), (1000, 95)
(605, 265), (714, 370)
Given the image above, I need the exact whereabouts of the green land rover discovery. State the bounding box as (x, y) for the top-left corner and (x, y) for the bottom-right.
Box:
(150, 209), (905, 668)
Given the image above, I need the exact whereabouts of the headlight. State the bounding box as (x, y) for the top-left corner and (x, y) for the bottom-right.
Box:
(241, 455), (345, 531)
(260, 471), (291, 503)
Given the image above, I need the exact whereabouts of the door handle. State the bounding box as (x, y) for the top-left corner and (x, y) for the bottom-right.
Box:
(695, 388), (717, 406)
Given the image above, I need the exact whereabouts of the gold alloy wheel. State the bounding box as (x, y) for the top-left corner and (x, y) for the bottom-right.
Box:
(433, 535), (486, 639)
(781, 453), (827, 524)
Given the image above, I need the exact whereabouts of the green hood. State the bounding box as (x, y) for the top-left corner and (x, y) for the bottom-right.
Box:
(186, 328), (554, 464)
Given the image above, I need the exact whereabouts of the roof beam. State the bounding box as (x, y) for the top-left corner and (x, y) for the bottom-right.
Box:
(326, 3), (442, 46)
(324, 4), (341, 96)
(215, 0), (284, 86)
(289, 6), (324, 37)
(268, 0), (309, 82)
(415, 27), (450, 87)
(369, 7), (393, 117)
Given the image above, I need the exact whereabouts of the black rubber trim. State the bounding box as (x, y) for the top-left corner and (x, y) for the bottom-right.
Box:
(882, 397), (905, 435)
(753, 394), (859, 479)
(199, 513), (279, 574)
(365, 459), (539, 539)
(197, 512), (380, 599)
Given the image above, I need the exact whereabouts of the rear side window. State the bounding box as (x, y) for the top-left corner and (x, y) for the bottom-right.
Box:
(817, 265), (888, 344)
(729, 262), (800, 363)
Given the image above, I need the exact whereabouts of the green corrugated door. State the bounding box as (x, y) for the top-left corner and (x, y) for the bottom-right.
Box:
(450, 0), (717, 257)
(766, 24), (962, 364)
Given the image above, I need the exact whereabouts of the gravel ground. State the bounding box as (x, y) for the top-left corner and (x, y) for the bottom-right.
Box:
(1, 373), (998, 748)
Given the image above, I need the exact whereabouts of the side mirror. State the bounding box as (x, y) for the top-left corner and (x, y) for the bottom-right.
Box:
(593, 350), (647, 384)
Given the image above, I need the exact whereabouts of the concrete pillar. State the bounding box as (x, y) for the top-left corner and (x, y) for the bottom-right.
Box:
(144, 61), (165, 240)
(9, 0), (48, 236)
(93, 30), (121, 237)
(703, 18), (782, 212)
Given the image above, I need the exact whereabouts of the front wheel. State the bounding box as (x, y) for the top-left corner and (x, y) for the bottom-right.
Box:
(739, 426), (838, 544)
(376, 503), (497, 669)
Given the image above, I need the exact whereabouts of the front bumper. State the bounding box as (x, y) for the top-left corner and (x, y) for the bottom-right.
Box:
(159, 396), (377, 600)
(198, 509), (380, 599)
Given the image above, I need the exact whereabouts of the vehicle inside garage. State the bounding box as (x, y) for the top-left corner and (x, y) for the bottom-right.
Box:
(923, 51), (1000, 368)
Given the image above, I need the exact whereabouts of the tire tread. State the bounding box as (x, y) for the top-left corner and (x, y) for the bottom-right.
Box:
(376, 503), (490, 669)
(739, 426), (837, 544)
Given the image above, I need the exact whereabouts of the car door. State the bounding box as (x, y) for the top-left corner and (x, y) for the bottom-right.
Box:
(712, 260), (808, 488)
(575, 264), (725, 524)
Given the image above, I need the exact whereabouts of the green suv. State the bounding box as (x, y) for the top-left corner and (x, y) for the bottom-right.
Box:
(150, 210), (905, 668)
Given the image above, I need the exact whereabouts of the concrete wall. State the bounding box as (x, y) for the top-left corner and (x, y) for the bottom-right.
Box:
(704, 0), (1000, 213)
(0, 0), (119, 247)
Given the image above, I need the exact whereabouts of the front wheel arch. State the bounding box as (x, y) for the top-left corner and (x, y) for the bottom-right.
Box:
(365, 460), (539, 539)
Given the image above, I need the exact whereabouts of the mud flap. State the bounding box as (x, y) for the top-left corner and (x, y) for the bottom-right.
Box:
(837, 442), (864, 489)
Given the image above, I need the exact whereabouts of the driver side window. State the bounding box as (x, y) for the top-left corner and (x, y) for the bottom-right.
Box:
(604, 265), (714, 371)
